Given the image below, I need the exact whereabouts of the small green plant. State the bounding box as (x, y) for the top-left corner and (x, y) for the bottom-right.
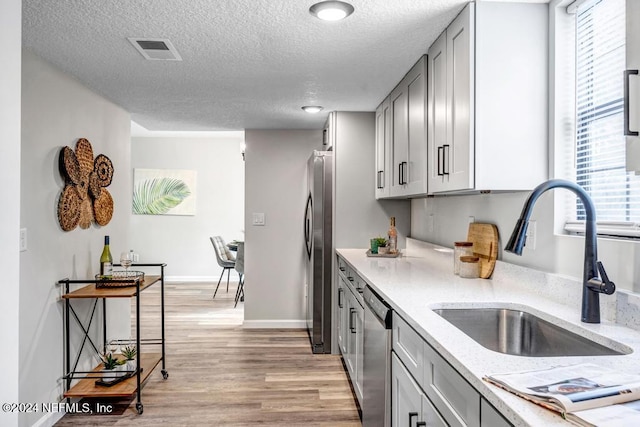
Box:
(100, 352), (125, 370)
(374, 237), (387, 247)
(121, 344), (137, 361)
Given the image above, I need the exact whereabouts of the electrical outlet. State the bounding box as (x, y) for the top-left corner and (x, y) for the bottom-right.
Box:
(526, 220), (537, 250)
(252, 213), (265, 226)
(468, 216), (475, 224)
(20, 228), (27, 252)
(427, 214), (435, 233)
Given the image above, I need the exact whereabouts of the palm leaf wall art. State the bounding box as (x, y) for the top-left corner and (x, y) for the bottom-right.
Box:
(133, 177), (191, 215)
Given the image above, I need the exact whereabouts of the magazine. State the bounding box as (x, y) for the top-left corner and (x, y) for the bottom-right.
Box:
(484, 364), (640, 426)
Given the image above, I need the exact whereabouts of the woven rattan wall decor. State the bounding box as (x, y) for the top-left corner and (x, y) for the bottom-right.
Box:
(57, 138), (114, 231)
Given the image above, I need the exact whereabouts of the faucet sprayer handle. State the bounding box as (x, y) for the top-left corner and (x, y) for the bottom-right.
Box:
(587, 261), (616, 295)
(597, 261), (616, 295)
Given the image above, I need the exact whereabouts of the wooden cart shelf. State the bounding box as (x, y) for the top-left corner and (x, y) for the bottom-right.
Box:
(64, 352), (162, 398)
(59, 263), (168, 415)
(62, 275), (160, 299)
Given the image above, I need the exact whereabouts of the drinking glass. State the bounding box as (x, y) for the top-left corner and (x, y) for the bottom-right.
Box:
(120, 251), (133, 275)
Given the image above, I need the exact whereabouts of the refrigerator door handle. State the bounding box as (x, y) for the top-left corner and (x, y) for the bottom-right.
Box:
(304, 193), (313, 260)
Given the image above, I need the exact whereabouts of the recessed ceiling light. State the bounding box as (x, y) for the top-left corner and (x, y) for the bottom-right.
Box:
(302, 106), (324, 114)
(309, 1), (354, 21)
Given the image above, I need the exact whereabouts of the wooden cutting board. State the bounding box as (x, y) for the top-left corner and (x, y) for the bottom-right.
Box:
(466, 223), (499, 279)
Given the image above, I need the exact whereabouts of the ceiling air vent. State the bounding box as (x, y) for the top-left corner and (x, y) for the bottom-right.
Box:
(128, 38), (182, 61)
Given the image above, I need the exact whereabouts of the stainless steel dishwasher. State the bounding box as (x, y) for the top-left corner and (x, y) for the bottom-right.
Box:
(362, 285), (393, 427)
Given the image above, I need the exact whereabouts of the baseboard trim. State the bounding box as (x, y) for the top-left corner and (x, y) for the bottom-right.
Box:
(166, 274), (240, 283)
(32, 411), (64, 427)
(242, 320), (307, 329)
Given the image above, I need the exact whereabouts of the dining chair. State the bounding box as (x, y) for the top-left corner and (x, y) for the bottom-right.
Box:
(210, 236), (236, 299)
(234, 242), (244, 308)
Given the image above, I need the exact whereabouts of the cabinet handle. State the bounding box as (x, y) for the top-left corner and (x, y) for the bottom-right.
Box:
(338, 288), (343, 308)
(624, 69), (639, 136)
(443, 144), (450, 175)
(339, 266), (345, 272)
(398, 163), (403, 185)
(416, 423), (426, 427)
(377, 170), (384, 189)
(437, 146), (443, 176)
(349, 308), (356, 333)
(409, 412), (418, 427)
(401, 161), (408, 184)
(348, 276), (354, 282)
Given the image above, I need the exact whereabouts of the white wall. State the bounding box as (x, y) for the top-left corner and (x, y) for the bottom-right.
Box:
(0, 1), (21, 426)
(130, 135), (245, 281)
(244, 130), (322, 326)
(20, 51), (131, 427)
(333, 112), (411, 248)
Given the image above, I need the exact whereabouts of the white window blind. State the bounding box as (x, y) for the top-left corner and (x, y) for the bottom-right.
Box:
(572, 0), (640, 230)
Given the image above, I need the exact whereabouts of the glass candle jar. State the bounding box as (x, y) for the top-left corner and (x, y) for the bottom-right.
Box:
(459, 256), (480, 279)
(454, 241), (474, 275)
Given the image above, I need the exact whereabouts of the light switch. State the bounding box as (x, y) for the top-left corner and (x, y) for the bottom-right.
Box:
(20, 228), (27, 252)
(252, 213), (265, 226)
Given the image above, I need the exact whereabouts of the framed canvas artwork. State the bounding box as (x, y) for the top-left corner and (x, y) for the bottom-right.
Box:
(133, 168), (196, 215)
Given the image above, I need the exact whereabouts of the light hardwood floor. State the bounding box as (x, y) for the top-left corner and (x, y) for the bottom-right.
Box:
(56, 281), (361, 426)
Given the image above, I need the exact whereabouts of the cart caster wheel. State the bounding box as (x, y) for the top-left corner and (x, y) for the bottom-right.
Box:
(136, 402), (143, 414)
(162, 369), (169, 380)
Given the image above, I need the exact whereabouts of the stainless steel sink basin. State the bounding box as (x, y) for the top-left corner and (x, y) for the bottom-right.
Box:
(433, 308), (630, 357)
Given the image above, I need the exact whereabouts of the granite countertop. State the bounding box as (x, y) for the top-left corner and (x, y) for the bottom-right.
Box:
(337, 239), (640, 426)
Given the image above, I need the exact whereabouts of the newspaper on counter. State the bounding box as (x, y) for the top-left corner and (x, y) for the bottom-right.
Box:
(484, 363), (640, 427)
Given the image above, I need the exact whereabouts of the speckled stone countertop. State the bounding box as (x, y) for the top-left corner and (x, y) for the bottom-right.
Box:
(337, 239), (640, 426)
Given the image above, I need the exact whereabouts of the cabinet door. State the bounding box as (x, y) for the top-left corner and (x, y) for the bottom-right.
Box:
(422, 394), (448, 427)
(391, 352), (423, 427)
(375, 99), (391, 199)
(427, 31), (448, 194)
(626, 0), (640, 172)
(354, 298), (364, 401)
(344, 291), (356, 377)
(445, 3), (474, 192)
(337, 278), (346, 354)
(480, 398), (511, 427)
(405, 56), (428, 196)
(390, 84), (408, 195)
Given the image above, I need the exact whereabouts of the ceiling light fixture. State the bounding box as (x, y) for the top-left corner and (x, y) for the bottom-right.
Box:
(302, 106), (324, 114)
(309, 1), (354, 21)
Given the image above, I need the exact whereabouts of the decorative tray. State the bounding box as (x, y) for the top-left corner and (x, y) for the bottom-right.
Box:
(95, 370), (138, 387)
(95, 271), (144, 288)
(366, 249), (401, 258)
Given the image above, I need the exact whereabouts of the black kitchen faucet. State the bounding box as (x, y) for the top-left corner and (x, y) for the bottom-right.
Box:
(505, 179), (615, 323)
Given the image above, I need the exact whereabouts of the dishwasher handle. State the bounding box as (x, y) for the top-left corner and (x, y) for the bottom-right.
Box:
(363, 285), (392, 329)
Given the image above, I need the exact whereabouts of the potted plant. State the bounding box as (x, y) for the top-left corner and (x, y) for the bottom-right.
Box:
(121, 343), (137, 373)
(99, 351), (126, 380)
(374, 237), (388, 254)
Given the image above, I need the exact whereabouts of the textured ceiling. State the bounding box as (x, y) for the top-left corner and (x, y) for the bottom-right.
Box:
(23, 0), (469, 131)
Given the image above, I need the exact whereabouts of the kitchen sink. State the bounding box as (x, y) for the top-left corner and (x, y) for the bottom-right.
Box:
(433, 307), (631, 357)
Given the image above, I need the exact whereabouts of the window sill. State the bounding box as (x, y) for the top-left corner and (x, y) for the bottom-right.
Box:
(564, 221), (640, 239)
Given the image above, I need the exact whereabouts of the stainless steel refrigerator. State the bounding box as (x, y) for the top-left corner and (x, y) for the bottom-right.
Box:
(304, 150), (333, 354)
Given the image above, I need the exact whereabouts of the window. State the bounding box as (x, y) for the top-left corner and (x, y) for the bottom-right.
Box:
(565, 0), (640, 236)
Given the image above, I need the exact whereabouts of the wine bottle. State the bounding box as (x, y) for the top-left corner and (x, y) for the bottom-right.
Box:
(388, 217), (397, 254)
(100, 236), (113, 279)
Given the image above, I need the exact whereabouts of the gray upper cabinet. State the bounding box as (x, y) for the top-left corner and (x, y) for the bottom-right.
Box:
(427, 2), (548, 194)
(375, 99), (391, 198)
(626, 0), (640, 172)
(376, 56), (428, 199)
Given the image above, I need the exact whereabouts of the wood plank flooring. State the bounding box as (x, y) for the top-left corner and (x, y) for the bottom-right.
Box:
(56, 281), (361, 426)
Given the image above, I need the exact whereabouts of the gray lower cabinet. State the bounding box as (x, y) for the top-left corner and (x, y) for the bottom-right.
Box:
(337, 256), (364, 405)
(392, 352), (447, 427)
(337, 277), (347, 354)
(392, 312), (512, 427)
(480, 398), (511, 427)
